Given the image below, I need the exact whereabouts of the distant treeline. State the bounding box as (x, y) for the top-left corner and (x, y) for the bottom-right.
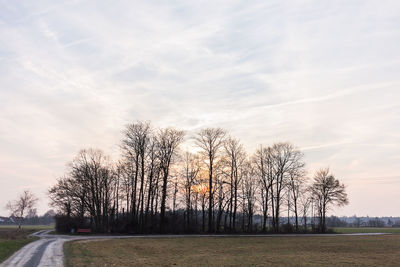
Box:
(49, 121), (348, 234)
(0, 210), (55, 226)
(326, 216), (400, 228)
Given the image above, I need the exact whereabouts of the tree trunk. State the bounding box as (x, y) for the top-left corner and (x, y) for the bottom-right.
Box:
(208, 155), (213, 233)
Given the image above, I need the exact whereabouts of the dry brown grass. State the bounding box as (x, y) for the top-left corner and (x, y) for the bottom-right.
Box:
(0, 228), (35, 240)
(64, 235), (400, 266)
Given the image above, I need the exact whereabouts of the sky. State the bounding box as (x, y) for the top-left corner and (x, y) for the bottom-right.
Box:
(0, 0), (399, 217)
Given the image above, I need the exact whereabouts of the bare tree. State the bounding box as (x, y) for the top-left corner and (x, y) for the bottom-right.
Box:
(287, 159), (306, 231)
(253, 146), (273, 232)
(49, 177), (74, 217)
(299, 187), (312, 230)
(121, 121), (152, 230)
(157, 127), (185, 232)
(182, 152), (201, 231)
(310, 168), (349, 232)
(195, 128), (226, 233)
(242, 161), (257, 232)
(70, 149), (116, 232)
(144, 137), (160, 230)
(6, 190), (38, 229)
(270, 142), (303, 232)
(214, 160), (229, 233)
(224, 137), (246, 232)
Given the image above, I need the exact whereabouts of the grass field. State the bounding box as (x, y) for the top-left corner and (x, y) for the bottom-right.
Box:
(0, 225), (53, 263)
(0, 224), (54, 230)
(65, 235), (400, 266)
(333, 227), (400, 234)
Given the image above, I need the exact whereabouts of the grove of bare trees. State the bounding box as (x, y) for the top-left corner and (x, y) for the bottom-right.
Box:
(49, 121), (348, 234)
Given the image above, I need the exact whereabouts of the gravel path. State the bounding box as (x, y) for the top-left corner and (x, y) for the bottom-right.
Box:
(0, 230), (388, 267)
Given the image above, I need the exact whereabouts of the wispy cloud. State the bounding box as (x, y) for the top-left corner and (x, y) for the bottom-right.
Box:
(0, 0), (399, 216)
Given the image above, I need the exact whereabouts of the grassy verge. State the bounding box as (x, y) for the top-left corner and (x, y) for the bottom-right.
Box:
(333, 227), (400, 234)
(0, 226), (53, 263)
(65, 235), (400, 266)
(0, 237), (37, 263)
